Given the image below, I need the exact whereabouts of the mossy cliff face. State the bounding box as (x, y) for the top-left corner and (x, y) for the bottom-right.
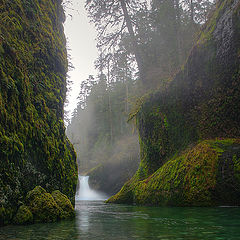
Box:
(108, 139), (240, 206)
(108, 0), (240, 206)
(0, 0), (78, 225)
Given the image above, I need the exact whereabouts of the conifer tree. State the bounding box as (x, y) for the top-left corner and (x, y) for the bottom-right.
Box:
(85, 0), (146, 82)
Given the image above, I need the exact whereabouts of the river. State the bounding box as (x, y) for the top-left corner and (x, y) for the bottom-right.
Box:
(1, 201), (240, 239)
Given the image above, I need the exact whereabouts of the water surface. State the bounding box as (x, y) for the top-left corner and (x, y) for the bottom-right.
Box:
(1, 201), (240, 240)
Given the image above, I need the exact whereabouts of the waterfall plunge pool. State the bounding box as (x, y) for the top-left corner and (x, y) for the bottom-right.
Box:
(1, 177), (240, 239)
(1, 201), (240, 239)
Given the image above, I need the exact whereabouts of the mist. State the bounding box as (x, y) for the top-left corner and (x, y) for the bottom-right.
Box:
(66, 0), (216, 195)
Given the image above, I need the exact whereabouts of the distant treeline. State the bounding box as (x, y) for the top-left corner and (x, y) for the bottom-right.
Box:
(66, 0), (215, 184)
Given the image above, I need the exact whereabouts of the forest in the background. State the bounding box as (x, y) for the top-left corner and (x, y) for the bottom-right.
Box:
(66, 0), (216, 194)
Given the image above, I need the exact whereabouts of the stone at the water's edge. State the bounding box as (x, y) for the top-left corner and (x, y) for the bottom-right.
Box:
(13, 205), (33, 225)
(12, 186), (75, 225)
(26, 186), (62, 223)
(51, 190), (75, 219)
(0, 207), (14, 226)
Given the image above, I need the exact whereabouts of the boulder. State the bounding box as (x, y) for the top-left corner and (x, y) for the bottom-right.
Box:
(51, 190), (75, 219)
(26, 186), (62, 223)
(13, 205), (33, 225)
(13, 186), (76, 224)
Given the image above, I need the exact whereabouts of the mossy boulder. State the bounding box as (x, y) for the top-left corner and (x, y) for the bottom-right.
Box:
(26, 186), (62, 223)
(13, 186), (76, 224)
(13, 205), (33, 225)
(107, 139), (240, 206)
(51, 190), (75, 219)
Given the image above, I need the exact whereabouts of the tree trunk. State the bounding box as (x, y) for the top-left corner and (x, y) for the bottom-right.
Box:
(125, 65), (129, 113)
(174, 0), (182, 65)
(120, 0), (145, 83)
(190, 0), (194, 23)
(107, 59), (113, 145)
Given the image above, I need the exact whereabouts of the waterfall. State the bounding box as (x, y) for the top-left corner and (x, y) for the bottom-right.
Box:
(75, 175), (107, 201)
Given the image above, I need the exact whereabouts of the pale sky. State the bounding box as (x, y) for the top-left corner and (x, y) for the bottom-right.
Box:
(63, 0), (150, 120)
(63, 0), (98, 118)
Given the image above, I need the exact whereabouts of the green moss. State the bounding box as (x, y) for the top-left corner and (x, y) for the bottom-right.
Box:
(51, 190), (75, 219)
(26, 186), (62, 223)
(0, 0), (78, 225)
(198, 0), (229, 44)
(107, 178), (135, 204)
(26, 186), (47, 202)
(0, 206), (14, 226)
(13, 205), (33, 225)
(9, 186), (75, 225)
(232, 154), (240, 182)
(109, 139), (240, 206)
(109, 0), (240, 207)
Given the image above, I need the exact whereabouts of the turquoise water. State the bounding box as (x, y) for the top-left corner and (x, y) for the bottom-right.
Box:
(1, 201), (240, 239)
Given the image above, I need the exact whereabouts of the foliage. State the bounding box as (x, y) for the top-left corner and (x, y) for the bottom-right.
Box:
(86, 0), (216, 88)
(85, 0), (146, 81)
(67, 77), (139, 174)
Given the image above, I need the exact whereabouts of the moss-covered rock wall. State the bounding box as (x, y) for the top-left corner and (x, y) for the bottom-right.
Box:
(0, 0), (78, 225)
(108, 139), (240, 206)
(108, 0), (240, 206)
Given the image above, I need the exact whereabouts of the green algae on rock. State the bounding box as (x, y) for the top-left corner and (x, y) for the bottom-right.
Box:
(0, 0), (78, 225)
(108, 0), (240, 206)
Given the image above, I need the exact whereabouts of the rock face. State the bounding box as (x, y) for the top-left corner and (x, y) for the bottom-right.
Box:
(0, 0), (78, 225)
(108, 0), (240, 206)
(108, 139), (240, 206)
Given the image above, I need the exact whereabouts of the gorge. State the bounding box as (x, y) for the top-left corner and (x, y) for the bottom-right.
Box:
(1, 0), (240, 239)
